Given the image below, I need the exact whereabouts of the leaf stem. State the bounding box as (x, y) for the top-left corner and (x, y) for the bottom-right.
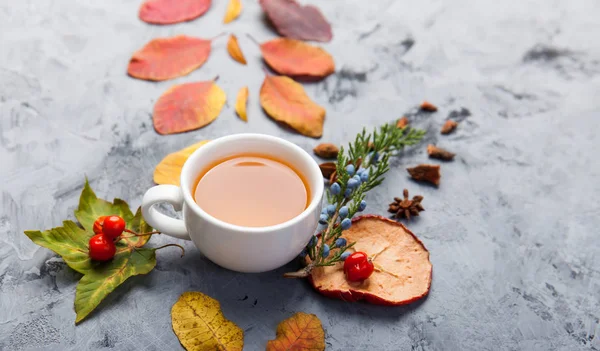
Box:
(210, 32), (227, 41)
(245, 33), (260, 46)
(155, 243), (185, 257)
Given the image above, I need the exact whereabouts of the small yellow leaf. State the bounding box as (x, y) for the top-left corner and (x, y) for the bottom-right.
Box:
(154, 141), (210, 186)
(223, 0), (242, 24)
(235, 87), (249, 122)
(266, 312), (325, 351)
(172, 292), (244, 351)
(227, 35), (247, 65)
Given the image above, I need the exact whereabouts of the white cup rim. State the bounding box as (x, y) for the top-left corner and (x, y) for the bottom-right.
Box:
(179, 133), (324, 234)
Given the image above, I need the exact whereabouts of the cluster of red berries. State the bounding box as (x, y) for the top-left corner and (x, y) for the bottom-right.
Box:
(343, 251), (374, 282)
(89, 215), (126, 261)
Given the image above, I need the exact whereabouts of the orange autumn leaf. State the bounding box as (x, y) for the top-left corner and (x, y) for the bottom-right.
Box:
(154, 141), (210, 186)
(266, 312), (325, 351)
(139, 0), (211, 24)
(223, 0), (242, 24)
(261, 38), (334, 79)
(227, 35), (247, 65)
(128, 35), (211, 81)
(235, 86), (249, 122)
(153, 81), (226, 135)
(260, 75), (325, 138)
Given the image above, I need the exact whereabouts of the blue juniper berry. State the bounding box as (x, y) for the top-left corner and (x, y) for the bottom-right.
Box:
(341, 218), (352, 230)
(346, 164), (355, 176)
(358, 200), (367, 211)
(338, 206), (349, 219)
(335, 237), (347, 247)
(330, 182), (341, 195)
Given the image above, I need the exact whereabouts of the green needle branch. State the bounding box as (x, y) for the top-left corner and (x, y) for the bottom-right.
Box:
(284, 121), (426, 278)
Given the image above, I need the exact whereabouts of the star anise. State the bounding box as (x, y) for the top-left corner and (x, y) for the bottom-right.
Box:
(388, 189), (425, 220)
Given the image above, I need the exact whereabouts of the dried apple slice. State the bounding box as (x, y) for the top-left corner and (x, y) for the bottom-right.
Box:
(127, 35), (212, 81)
(309, 215), (432, 305)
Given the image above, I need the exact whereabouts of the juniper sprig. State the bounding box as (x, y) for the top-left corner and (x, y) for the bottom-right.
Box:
(284, 121), (425, 278)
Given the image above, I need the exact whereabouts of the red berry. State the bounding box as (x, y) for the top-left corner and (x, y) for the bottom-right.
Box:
(88, 234), (116, 261)
(102, 215), (126, 239)
(93, 216), (108, 234)
(343, 251), (374, 282)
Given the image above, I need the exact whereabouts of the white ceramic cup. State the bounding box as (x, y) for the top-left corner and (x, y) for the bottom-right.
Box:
(141, 133), (324, 273)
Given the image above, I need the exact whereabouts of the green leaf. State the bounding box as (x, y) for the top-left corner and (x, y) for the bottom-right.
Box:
(24, 178), (160, 324)
(75, 247), (156, 324)
(75, 179), (152, 247)
(75, 179), (133, 231)
(125, 208), (153, 247)
(24, 220), (95, 274)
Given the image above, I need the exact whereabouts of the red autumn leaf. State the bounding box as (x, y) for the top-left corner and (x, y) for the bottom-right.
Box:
(259, 0), (332, 42)
(128, 35), (211, 81)
(309, 215), (432, 305)
(261, 38), (335, 79)
(153, 81), (226, 135)
(266, 312), (325, 351)
(139, 0), (211, 25)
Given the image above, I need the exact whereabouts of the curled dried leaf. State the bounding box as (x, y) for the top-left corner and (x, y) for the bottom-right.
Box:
(441, 120), (458, 134)
(427, 144), (455, 161)
(313, 143), (339, 159)
(154, 141), (210, 186)
(396, 116), (409, 128)
(172, 291), (244, 351)
(153, 81), (226, 135)
(407, 164), (441, 186)
(235, 87), (249, 122)
(260, 74), (325, 138)
(261, 38), (335, 79)
(139, 0), (211, 24)
(128, 35), (211, 81)
(329, 170), (337, 184)
(309, 215), (432, 305)
(420, 101), (438, 112)
(227, 35), (247, 65)
(319, 162), (336, 179)
(266, 312), (325, 351)
(223, 0), (242, 23)
(259, 0), (332, 42)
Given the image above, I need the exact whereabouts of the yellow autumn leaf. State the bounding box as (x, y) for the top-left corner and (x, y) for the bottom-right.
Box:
(235, 86), (248, 122)
(223, 0), (242, 24)
(260, 74), (325, 138)
(154, 141), (210, 186)
(172, 292), (244, 351)
(227, 35), (247, 65)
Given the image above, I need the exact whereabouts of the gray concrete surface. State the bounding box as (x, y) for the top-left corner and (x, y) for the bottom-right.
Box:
(1, 0), (599, 350)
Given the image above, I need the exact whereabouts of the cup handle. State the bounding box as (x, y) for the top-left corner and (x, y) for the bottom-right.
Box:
(141, 185), (190, 240)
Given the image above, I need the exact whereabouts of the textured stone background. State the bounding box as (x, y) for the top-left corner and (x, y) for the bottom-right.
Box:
(1, 0), (599, 350)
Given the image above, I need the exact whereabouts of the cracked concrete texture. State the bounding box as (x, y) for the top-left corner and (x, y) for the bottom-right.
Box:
(1, 0), (599, 350)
